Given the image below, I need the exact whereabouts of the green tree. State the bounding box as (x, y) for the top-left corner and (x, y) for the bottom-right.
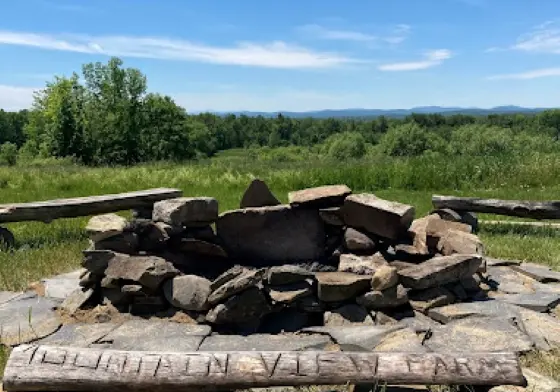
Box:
(0, 142), (17, 166)
(380, 122), (446, 156)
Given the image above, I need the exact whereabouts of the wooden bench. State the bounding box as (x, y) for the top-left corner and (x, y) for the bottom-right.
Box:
(3, 345), (525, 391)
(0, 188), (182, 247)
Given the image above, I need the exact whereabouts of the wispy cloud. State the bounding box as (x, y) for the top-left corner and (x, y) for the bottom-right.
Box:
(298, 24), (411, 45)
(0, 85), (37, 111)
(513, 21), (560, 54)
(0, 30), (363, 69)
(378, 49), (452, 71)
(487, 67), (560, 80)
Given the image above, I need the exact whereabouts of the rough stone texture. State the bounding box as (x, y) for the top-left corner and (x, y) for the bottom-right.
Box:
(338, 253), (389, 275)
(152, 197), (218, 227)
(217, 205), (326, 264)
(267, 280), (313, 304)
(324, 304), (374, 326)
(267, 265), (314, 285)
(60, 287), (94, 314)
(38, 323), (119, 347)
(511, 262), (560, 283)
(94, 320), (211, 352)
(0, 294), (61, 346)
(398, 254), (483, 290)
(427, 300), (520, 324)
(356, 284), (409, 310)
(397, 311), (442, 332)
(343, 228), (377, 253)
(516, 306), (560, 350)
(135, 221), (172, 252)
(92, 232), (139, 254)
(303, 325), (404, 351)
(206, 287), (272, 324)
(393, 244), (433, 262)
(183, 225), (216, 242)
(389, 260), (417, 271)
(409, 214), (471, 255)
(409, 287), (456, 313)
(342, 193), (415, 240)
(424, 317), (534, 353)
(288, 184), (351, 209)
(85, 213), (128, 242)
(82, 250), (115, 274)
(163, 275), (211, 311)
(493, 292), (560, 312)
(371, 265), (399, 291)
(208, 268), (265, 305)
(487, 266), (542, 294)
(41, 269), (83, 300)
(175, 238), (227, 257)
(316, 272), (371, 302)
(240, 179), (281, 208)
(210, 265), (247, 292)
(198, 333), (332, 351)
(319, 207), (344, 226)
(373, 327), (429, 353)
(105, 254), (179, 290)
(437, 229), (485, 256)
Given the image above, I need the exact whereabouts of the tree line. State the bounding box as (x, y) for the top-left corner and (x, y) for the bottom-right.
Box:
(0, 57), (559, 166)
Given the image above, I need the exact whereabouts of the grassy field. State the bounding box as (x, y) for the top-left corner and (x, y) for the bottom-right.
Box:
(0, 153), (559, 382)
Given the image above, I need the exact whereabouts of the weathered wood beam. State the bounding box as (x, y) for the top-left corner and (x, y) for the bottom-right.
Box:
(432, 195), (560, 220)
(481, 220), (560, 229)
(3, 345), (525, 391)
(0, 188), (182, 223)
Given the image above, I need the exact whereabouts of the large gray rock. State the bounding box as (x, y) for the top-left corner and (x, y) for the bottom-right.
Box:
(511, 262), (560, 283)
(60, 287), (94, 314)
(424, 317), (534, 353)
(0, 294), (61, 346)
(409, 287), (455, 313)
(91, 232), (138, 254)
(41, 269), (83, 300)
(437, 229), (485, 256)
(38, 323), (120, 347)
(356, 284), (409, 310)
(240, 179), (281, 208)
(343, 228), (377, 253)
(343, 194), (415, 240)
(324, 304), (375, 326)
(104, 254), (179, 290)
(153, 197), (218, 226)
(303, 325), (404, 351)
(427, 300), (520, 323)
(163, 275), (212, 311)
(208, 268), (265, 305)
(493, 292), (560, 312)
(338, 253), (389, 275)
(516, 306), (560, 350)
(216, 205), (325, 264)
(85, 213), (128, 242)
(198, 333), (331, 351)
(316, 272), (371, 302)
(94, 320), (211, 352)
(267, 265), (314, 285)
(409, 214), (471, 255)
(288, 184), (351, 209)
(398, 254), (483, 290)
(206, 287), (272, 325)
(267, 280), (313, 304)
(487, 266), (542, 294)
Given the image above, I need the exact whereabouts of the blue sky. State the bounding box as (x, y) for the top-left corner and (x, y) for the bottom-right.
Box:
(1, 0), (560, 112)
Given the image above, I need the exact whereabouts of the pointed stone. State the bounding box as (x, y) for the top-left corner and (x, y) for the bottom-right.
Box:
(240, 179), (281, 208)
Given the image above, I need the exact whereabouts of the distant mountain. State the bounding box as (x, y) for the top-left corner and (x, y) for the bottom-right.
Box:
(218, 106), (552, 119)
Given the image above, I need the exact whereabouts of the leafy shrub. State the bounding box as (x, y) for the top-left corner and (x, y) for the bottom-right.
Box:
(449, 124), (513, 156)
(379, 123), (446, 157)
(0, 143), (18, 166)
(321, 132), (367, 160)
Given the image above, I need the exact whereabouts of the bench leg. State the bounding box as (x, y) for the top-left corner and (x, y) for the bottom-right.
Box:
(0, 226), (15, 249)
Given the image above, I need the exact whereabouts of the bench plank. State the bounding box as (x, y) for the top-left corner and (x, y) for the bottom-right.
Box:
(0, 188), (182, 223)
(3, 345), (525, 391)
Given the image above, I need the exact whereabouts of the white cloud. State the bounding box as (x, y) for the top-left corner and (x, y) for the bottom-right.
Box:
(0, 30), (362, 69)
(0, 85), (37, 111)
(298, 23), (410, 45)
(512, 21), (560, 54)
(378, 49), (452, 71)
(487, 67), (560, 80)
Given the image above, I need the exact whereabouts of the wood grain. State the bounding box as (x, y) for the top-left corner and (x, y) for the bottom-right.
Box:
(3, 345), (526, 391)
(0, 188), (182, 223)
(432, 195), (560, 220)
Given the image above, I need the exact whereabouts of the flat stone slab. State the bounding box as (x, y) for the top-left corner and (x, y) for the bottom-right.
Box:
(427, 300), (520, 323)
(0, 291), (26, 305)
(516, 306), (560, 350)
(302, 325), (404, 352)
(94, 320), (211, 352)
(316, 272), (371, 302)
(373, 327), (430, 353)
(198, 333), (332, 351)
(338, 253), (389, 275)
(424, 317), (534, 353)
(512, 262), (560, 283)
(486, 266), (541, 294)
(397, 311), (442, 333)
(493, 292), (560, 312)
(38, 323), (120, 347)
(41, 269), (84, 300)
(0, 294), (61, 346)
(398, 254), (482, 290)
(288, 184), (351, 209)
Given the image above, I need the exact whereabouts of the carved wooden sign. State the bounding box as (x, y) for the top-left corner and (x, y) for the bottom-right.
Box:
(3, 345), (525, 391)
